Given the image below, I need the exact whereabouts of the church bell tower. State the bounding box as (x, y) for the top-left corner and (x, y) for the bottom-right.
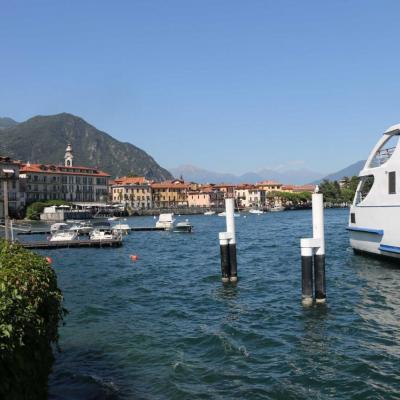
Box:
(64, 143), (74, 167)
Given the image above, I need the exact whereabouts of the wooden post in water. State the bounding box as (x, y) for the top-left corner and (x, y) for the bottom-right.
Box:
(300, 186), (326, 305)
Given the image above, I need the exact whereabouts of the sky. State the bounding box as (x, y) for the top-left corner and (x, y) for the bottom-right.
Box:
(2, 0), (400, 175)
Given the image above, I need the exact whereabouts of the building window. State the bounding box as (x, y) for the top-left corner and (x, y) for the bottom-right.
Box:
(389, 171), (396, 194)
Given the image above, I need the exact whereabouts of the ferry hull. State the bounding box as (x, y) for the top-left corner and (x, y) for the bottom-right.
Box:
(349, 230), (400, 260)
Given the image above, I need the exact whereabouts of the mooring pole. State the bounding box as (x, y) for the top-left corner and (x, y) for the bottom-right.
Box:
(300, 244), (313, 306)
(3, 180), (9, 241)
(219, 232), (231, 283)
(300, 186), (326, 306)
(225, 197), (237, 282)
(312, 190), (326, 304)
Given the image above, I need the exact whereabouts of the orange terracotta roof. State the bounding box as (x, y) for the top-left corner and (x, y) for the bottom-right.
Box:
(113, 176), (148, 185)
(213, 183), (237, 188)
(20, 163), (110, 177)
(292, 184), (315, 192)
(257, 180), (282, 186)
(235, 184), (255, 190)
(151, 181), (189, 189)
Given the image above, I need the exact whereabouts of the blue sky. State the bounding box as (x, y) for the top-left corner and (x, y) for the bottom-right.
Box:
(2, 0), (400, 175)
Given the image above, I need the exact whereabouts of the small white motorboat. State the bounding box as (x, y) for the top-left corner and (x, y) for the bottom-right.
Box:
(69, 221), (93, 235)
(204, 210), (216, 216)
(173, 219), (193, 233)
(108, 216), (119, 221)
(249, 209), (264, 214)
(50, 230), (78, 242)
(156, 213), (175, 230)
(50, 222), (69, 234)
(112, 223), (131, 235)
(90, 227), (121, 241)
(218, 212), (240, 217)
(269, 205), (285, 212)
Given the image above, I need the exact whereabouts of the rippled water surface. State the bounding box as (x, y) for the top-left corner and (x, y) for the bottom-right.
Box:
(44, 209), (400, 399)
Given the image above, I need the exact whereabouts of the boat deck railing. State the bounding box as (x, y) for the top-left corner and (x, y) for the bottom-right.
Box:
(370, 146), (396, 167)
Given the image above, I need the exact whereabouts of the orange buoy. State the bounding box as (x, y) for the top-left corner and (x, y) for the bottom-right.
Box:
(46, 257), (53, 264)
(130, 255), (139, 262)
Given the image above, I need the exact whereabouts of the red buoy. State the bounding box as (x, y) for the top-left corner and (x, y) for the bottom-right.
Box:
(130, 255), (139, 262)
(46, 257), (53, 264)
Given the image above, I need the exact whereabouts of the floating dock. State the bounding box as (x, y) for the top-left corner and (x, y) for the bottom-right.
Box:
(18, 227), (165, 235)
(20, 238), (123, 249)
(130, 227), (164, 232)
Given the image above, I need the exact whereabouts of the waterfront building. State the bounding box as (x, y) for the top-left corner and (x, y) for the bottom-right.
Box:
(20, 144), (110, 203)
(256, 180), (283, 192)
(111, 176), (153, 209)
(0, 156), (26, 218)
(248, 187), (266, 208)
(234, 184), (254, 208)
(187, 190), (211, 208)
(213, 183), (236, 195)
(151, 179), (190, 208)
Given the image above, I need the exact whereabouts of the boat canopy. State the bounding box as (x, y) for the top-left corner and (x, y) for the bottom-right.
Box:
(384, 124), (400, 136)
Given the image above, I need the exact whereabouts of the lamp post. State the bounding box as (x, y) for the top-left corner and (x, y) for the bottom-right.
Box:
(1, 168), (15, 241)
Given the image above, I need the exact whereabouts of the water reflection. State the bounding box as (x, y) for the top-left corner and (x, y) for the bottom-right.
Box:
(354, 255), (400, 357)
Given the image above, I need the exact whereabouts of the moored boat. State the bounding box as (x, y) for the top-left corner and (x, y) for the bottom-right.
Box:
(249, 209), (264, 214)
(69, 221), (93, 235)
(50, 222), (69, 234)
(204, 210), (216, 215)
(173, 219), (193, 233)
(348, 123), (400, 259)
(218, 211), (240, 217)
(156, 213), (175, 230)
(269, 205), (285, 212)
(90, 227), (121, 241)
(50, 230), (78, 242)
(112, 223), (131, 234)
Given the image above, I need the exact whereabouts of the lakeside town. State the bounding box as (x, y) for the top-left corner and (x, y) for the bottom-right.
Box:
(0, 144), (319, 221)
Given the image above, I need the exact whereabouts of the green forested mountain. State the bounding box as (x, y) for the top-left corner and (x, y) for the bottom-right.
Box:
(0, 113), (172, 180)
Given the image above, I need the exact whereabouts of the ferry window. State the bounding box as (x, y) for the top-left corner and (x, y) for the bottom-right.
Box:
(389, 171), (396, 194)
(354, 175), (374, 205)
(350, 213), (356, 223)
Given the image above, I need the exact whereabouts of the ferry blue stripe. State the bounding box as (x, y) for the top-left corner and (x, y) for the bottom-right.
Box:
(347, 226), (384, 235)
(379, 244), (400, 254)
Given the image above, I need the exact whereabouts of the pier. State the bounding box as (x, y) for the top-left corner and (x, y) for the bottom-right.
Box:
(20, 238), (123, 249)
(17, 226), (166, 236)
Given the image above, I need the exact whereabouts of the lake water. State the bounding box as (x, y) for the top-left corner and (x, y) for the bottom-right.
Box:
(44, 209), (400, 399)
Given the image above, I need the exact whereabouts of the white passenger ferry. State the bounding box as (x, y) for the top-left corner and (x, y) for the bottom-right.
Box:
(348, 123), (400, 259)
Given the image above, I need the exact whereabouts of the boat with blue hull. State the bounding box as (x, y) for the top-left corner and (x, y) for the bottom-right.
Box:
(349, 123), (400, 259)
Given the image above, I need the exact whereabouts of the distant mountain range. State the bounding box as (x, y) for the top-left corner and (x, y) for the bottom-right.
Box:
(170, 160), (365, 185)
(0, 112), (365, 184)
(316, 160), (365, 183)
(0, 117), (18, 130)
(169, 164), (326, 185)
(0, 113), (173, 180)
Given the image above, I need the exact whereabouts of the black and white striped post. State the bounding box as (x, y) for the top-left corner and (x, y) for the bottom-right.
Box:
(300, 186), (326, 306)
(219, 195), (238, 283)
